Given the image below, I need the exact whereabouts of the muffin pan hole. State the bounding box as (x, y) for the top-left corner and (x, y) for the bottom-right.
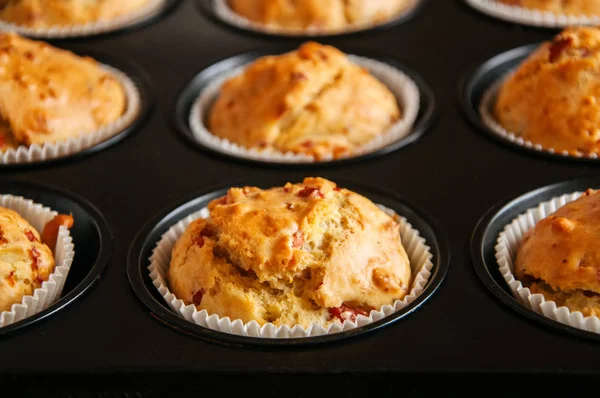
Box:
(171, 47), (437, 168)
(0, 180), (112, 337)
(196, 0), (429, 39)
(127, 178), (449, 346)
(470, 175), (600, 341)
(460, 43), (600, 163)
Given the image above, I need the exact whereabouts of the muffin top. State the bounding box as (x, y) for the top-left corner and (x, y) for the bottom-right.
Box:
(227, 0), (410, 31)
(516, 189), (600, 296)
(168, 177), (411, 327)
(494, 27), (600, 155)
(208, 42), (401, 160)
(0, 0), (151, 28)
(0, 33), (126, 150)
(497, 0), (600, 16)
(0, 207), (55, 313)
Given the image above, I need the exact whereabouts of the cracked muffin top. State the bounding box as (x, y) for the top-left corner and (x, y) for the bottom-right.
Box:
(497, 0), (600, 16)
(0, 33), (126, 150)
(0, 0), (151, 28)
(168, 177), (411, 327)
(494, 27), (600, 155)
(516, 189), (600, 317)
(227, 0), (410, 32)
(208, 42), (401, 160)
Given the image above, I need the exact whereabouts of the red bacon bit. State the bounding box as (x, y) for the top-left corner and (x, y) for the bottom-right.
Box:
(30, 247), (40, 271)
(6, 271), (15, 287)
(301, 140), (313, 148)
(192, 288), (206, 305)
(298, 187), (325, 199)
(192, 236), (205, 248)
(292, 231), (304, 248)
(549, 36), (574, 63)
(283, 187), (290, 193)
(333, 187), (341, 192)
(34, 276), (43, 285)
(25, 229), (36, 242)
(328, 305), (369, 323)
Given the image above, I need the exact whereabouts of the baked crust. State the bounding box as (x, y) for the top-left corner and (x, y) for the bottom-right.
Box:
(0, 33), (126, 147)
(494, 27), (600, 155)
(168, 177), (411, 327)
(0, 207), (55, 313)
(497, 0), (600, 16)
(516, 189), (600, 316)
(208, 42), (401, 160)
(0, 0), (151, 27)
(227, 0), (410, 31)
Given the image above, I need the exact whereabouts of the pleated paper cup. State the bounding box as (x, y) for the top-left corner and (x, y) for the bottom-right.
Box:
(0, 0), (169, 39)
(465, 0), (600, 28)
(479, 75), (599, 160)
(0, 63), (142, 165)
(0, 195), (75, 328)
(189, 55), (421, 163)
(148, 204), (434, 339)
(495, 191), (600, 334)
(213, 0), (422, 36)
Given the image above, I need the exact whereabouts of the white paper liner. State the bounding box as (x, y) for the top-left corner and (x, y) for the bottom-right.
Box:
(189, 55), (421, 163)
(465, 0), (600, 27)
(0, 63), (142, 165)
(148, 203), (434, 338)
(495, 191), (600, 334)
(0, 0), (169, 39)
(0, 195), (75, 328)
(213, 0), (421, 36)
(479, 75), (599, 160)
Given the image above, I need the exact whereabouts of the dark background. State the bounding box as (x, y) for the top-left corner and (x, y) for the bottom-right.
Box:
(1, 0), (597, 395)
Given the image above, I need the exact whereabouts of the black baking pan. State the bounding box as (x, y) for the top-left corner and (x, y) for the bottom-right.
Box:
(196, 0), (430, 40)
(171, 47), (437, 168)
(459, 42), (600, 164)
(471, 174), (600, 341)
(0, 180), (112, 337)
(127, 177), (450, 348)
(0, 50), (153, 170)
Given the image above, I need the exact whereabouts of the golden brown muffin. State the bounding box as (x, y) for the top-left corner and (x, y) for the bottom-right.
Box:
(0, 207), (55, 313)
(168, 177), (412, 327)
(227, 0), (410, 31)
(208, 42), (401, 160)
(516, 189), (600, 317)
(0, 0), (151, 28)
(494, 27), (600, 155)
(0, 33), (126, 148)
(497, 0), (600, 16)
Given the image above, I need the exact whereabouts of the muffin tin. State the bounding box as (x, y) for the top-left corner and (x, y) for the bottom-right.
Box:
(1, 0), (599, 394)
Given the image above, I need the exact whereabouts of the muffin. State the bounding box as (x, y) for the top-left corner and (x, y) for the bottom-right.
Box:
(227, 0), (410, 32)
(0, 208), (73, 313)
(0, 33), (126, 151)
(493, 27), (600, 156)
(168, 177), (411, 327)
(0, 0), (152, 28)
(208, 42), (401, 160)
(497, 0), (600, 16)
(515, 189), (600, 318)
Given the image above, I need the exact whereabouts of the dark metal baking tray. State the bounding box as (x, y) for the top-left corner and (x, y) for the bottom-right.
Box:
(172, 47), (437, 167)
(0, 0), (598, 394)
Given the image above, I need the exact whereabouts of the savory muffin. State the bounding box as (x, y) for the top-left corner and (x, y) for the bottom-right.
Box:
(168, 177), (411, 327)
(0, 0), (151, 28)
(494, 27), (600, 155)
(227, 0), (410, 31)
(208, 42), (401, 160)
(0, 33), (126, 150)
(0, 209), (74, 313)
(516, 189), (600, 317)
(497, 0), (600, 16)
